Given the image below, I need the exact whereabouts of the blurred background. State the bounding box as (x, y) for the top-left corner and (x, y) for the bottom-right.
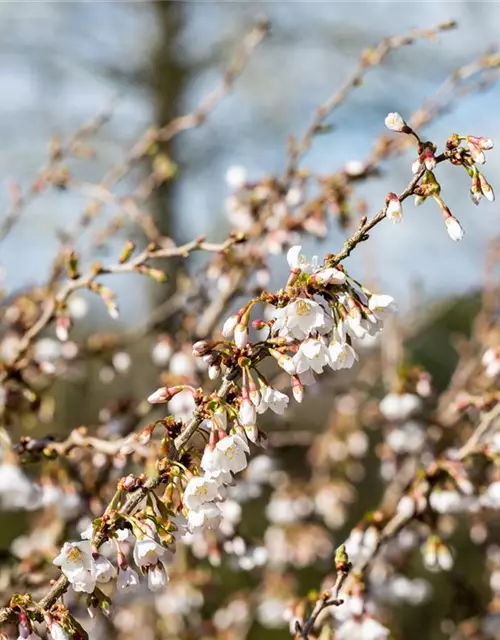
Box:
(1, 2), (500, 639)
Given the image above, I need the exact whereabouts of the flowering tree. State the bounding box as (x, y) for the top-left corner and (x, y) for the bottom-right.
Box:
(1, 18), (500, 640)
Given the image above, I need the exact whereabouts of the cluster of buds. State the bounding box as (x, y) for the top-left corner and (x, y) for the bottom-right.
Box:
(384, 113), (494, 242)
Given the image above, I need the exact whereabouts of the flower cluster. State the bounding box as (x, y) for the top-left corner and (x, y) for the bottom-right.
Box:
(53, 520), (170, 598)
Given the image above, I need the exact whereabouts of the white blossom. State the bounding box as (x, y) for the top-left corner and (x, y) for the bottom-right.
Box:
(286, 245), (318, 273)
(183, 476), (220, 511)
(187, 501), (222, 531)
(147, 560), (169, 592)
(133, 523), (166, 568)
(344, 306), (374, 339)
(48, 622), (71, 640)
(53, 541), (96, 593)
(0, 463), (42, 511)
(313, 267), (346, 285)
(117, 565), (140, 593)
(256, 386), (289, 415)
(257, 597), (288, 629)
(328, 341), (358, 370)
(384, 112), (406, 132)
(336, 616), (390, 640)
(94, 554), (116, 582)
(429, 490), (466, 514)
(239, 397), (256, 426)
(386, 194), (403, 223)
(201, 434), (250, 478)
(481, 481), (500, 508)
(387, 421), (425, 454)
(169, 389), (196, 421)
(152, 338), (173, 366)
(225, 165), (246, 189)
(292, 338), (331, 374)
(272, 298), (333, 340)
(482, 348), (500, 378)
(396, 495), (416, 519)
(368, 294), (395, 317)
(212, 406), (228, 431)
(379, 393), (421, 421)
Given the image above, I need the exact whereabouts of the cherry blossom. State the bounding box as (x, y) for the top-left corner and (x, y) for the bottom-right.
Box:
(256, 386), (289, 415)
(53, 541), (96, 593)
(117, 565), (140, 593)
(183, 476), (220, 511)
(201, 433), (250, 478)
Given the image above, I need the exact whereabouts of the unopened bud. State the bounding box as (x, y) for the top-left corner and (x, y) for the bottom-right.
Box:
(119, 240), (136, 264)
(479, 173), (495, 202)
(470, 170), (482, 205)
(147, 385), (183, 404)
(334, 544), (350, 572)
(234, 323), (248, 349)
(248, 378), (261, 407)
(138, 266), (167, 283)
(97, 285), (119, 319)
(66, 250), (80, 279)
(121, 474), (137, 491)
(269, 348), (296, 375)
(385, 193), (403, 224)
(385, 112), (407, 133)
(252, 319), (267, 330)
(192, 340), (211, 358)
(56, 315), (71, 342)
(208, 364), (221, 380)
(222, 314), (239, 338)
(422, 148), (436, 171)
(138, 425), (154, 445)
(291, 375), (304, 403)
(412, 158), (423, 175)
(445, 216), (464, 242)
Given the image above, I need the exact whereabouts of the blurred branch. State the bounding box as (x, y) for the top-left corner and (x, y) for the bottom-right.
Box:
(285, 20), (456, 179)
(0, 98), (116, 244)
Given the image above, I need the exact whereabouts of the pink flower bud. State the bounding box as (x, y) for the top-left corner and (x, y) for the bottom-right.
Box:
(467, 140), (486, 164)
(385, 193), (403, 224)
(311, 267), (346, 285)
(291, 375), (304, 403)
(147, 385), (182, 404)
(239, 391), (256, 426)
(138, 425), (153, 445)
(55, 316), (71, 342)
(468, 135), (493, 151)
(422, 148), (436, 171)
(192, 340), (211, 357)
(121, 474), (137, 491)
(248, 378), (261, 407)
(252, 319), (267, 330)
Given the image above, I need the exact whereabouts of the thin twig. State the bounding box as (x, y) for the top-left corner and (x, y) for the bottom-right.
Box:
(285, 20), (456, 179)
